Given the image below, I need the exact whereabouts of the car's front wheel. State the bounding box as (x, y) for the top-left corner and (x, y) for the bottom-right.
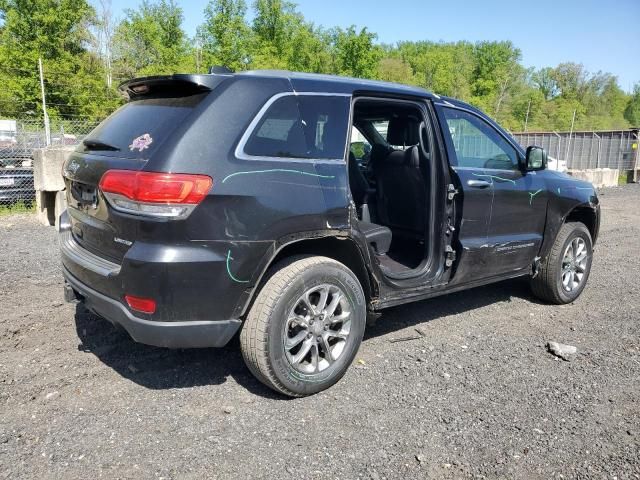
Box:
(531, 222), (593, 304)
(240, 256), (366, 397)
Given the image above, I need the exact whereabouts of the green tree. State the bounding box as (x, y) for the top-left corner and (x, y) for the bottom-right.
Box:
(421, 42), (473, 99)
(532, 67), (558, 101)
(1, 0), (634, 132)
(551, 62), (588, 100)
(112, 0), (189, 79)
(0, 0), (117, 119)
(580, 74), (629, 129)
(198, 0), (251, 71)
(250, 0), (301, 69)
(285, 23), (332, 73)
(332, 26), (381, 78)
(624, 84), (640, 127)
(470, 41), (523, 120)
(377, 57), (414, 84)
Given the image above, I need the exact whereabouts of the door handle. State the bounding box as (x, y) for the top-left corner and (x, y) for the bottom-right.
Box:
(467, 179), (491, 188)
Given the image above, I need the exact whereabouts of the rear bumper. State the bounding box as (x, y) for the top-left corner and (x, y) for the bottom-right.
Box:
(58, 206), (266, 324)
(63, 267), (241, 349)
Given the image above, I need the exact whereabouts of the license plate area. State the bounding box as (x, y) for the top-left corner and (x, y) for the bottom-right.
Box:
(70, 181), (97, 206)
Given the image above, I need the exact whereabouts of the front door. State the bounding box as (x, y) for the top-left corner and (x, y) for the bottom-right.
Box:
(436, 105), (494, 283)
(438, 106), (546, 278)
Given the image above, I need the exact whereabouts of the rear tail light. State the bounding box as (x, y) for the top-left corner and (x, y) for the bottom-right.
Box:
(125, 295), (156, 314)
(99, 170), (212, 219)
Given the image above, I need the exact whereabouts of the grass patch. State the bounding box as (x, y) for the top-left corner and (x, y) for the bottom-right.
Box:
(0, 201), (35, 216)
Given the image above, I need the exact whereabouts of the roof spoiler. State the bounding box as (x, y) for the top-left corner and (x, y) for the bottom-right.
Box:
(118, 74), (229, 100)
(208, 65), (234, 74)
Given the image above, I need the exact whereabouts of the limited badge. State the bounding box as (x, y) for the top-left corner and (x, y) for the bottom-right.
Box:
(129, 133), (153, 152)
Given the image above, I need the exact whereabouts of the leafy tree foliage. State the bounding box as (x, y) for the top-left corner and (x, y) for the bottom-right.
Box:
(0, 0), (637, 131)
(198, 0), (250, 72)
(625, 84), (640, 127)
(332, 26), (381, 78)
(113, 0), (189, 79)
(0, 0), (118, 119)
(251, 0), (301, 68)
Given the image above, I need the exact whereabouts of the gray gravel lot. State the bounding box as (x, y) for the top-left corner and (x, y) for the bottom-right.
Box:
(1, 185), (639, 479)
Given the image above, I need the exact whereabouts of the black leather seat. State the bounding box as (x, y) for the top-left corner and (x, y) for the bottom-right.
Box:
(374, 117), (427, 234)
(358, 221), (392, 255)
(348, 151), (370, 207)
(348, 152), (392, 255)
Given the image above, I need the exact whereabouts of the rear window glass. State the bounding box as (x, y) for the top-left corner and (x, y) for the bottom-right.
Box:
(243, 95), (350, 160)
(80, 94), (206, 157)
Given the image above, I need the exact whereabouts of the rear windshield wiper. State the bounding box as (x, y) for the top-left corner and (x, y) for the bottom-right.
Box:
(82, 139), (120, 151)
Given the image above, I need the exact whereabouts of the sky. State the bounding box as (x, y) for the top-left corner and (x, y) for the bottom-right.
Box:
(101, 0), (640, 91)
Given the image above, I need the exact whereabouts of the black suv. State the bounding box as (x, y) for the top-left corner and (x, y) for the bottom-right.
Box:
(60, 70), (600, 396)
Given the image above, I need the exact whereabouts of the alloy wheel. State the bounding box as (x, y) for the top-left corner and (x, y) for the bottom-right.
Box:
(561, 237), (588, 292)
(283, 284), (352, 374)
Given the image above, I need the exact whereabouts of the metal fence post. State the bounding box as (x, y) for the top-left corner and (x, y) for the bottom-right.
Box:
(633, 130), (639, 182)
(593, 132), (601, 169)
(619, 131), (624, 170)
(553, 131), (562, 166)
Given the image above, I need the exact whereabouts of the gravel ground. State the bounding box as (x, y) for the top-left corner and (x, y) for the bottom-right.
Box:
(1, 185), (639, 479)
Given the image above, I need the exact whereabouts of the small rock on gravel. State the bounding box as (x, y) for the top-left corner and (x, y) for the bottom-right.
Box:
(44, 391), (59, 400)
(547, 341), (577, 361)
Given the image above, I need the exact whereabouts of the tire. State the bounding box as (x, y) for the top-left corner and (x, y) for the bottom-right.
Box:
(531, 222), (593, 304)
(240, 255), (366, 397)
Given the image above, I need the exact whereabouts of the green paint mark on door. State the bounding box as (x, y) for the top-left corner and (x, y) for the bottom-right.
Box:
(529, 189), (543, 205)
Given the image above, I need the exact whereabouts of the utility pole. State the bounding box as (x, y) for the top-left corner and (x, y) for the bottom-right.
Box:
(524, 99), (531, 133)
(195, 39), (202, 74)
(38, 57), (51, 146)
(98, 0), (113, 88)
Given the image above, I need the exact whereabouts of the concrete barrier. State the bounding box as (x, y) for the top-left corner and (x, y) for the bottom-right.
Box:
(32, 146), (74, 226)
(567, 168), (619, 188)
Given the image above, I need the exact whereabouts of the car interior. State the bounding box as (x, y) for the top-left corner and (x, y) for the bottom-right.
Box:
(348, 99), (431, 276)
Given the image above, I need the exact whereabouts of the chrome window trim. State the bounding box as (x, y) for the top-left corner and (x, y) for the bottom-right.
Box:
(234, 91), (352, 163)
(453, 166), (524, 174)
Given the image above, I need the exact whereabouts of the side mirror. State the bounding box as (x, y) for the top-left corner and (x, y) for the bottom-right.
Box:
(525, 146), (547, 171)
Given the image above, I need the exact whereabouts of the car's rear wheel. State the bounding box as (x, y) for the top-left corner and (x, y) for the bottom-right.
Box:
(531, 222), (593, 304)
(240, 256), (366, 397)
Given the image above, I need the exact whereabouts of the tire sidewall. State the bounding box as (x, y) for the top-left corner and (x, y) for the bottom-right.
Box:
(266, 261), (366, 396)
(554, 225), (593, 303)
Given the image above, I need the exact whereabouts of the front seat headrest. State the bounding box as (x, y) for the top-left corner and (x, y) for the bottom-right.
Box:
(387, 117), (419, 146)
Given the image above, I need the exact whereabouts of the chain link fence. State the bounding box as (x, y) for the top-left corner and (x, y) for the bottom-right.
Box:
(512, 130), (640, 171)
(0, 118), (100, 209)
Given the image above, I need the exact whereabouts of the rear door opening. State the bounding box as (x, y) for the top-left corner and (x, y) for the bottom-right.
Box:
(349, 97), (436, 279)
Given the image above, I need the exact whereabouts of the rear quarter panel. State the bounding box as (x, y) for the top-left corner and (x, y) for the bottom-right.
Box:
(145, 78), (353, 319)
